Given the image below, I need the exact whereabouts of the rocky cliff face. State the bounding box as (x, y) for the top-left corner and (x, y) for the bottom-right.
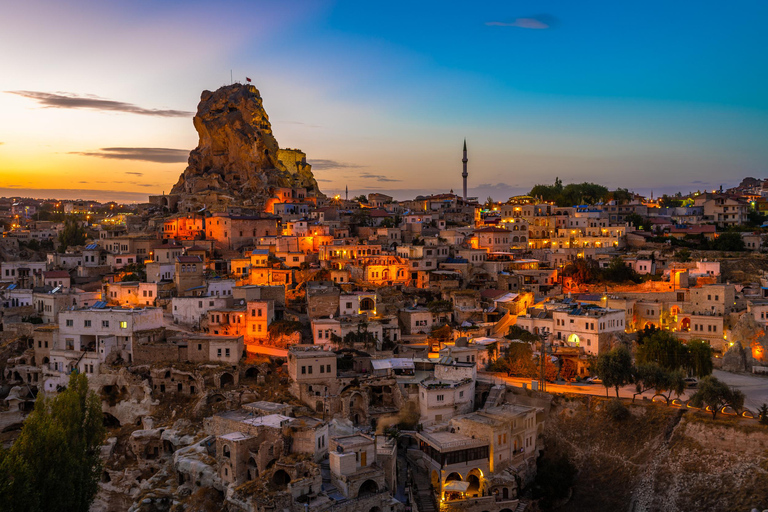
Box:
(171, 84), (322, 211)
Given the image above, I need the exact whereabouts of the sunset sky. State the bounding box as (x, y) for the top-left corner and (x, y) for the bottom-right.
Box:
(1, 0), (767, 202)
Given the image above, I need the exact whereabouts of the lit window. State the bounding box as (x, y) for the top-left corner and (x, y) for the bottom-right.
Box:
(119, 321), (127, 329)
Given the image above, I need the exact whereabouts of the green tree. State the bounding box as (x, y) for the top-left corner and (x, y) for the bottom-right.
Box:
(562, 258), (600, 285)
(505, 325), (539, 343)
(595, 345), (634, 398)
(759, 403), (768, 425)
(675, 248), (692, 262)
(686, 339), (714, 378)
(712, 231), (745, 252)
(689, 375), (745, 420)
(0, 372), (105, 512)
(602, 257), (640, 283)
(57, 217), (87, 253)
(655, 369), (686, 405)
(624, 213), (645, 230)
(632, 363), (666, 403)
(636, 329), (689, 372)
(353, 195), (368, 204)
(609, 188), (632, 204)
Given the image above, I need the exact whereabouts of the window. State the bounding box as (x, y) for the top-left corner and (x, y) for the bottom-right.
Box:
(217, 348), (222, 357)
(102, 321), (109, 328)
(225, 348), (230, 357)
(301, 366), (306, 374)
(66, 319), (73, 327)
(320, 365), (325, 374)
(119, 321), (127, 329)
(84, 320), (91, 327)
(198, 344), (202, 351)
(327, 364), (331, 373)
(436, 394), (444, 402)
(308, 366), (313, 374)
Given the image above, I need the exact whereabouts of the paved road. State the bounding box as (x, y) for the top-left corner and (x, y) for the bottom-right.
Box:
(477, 372), (689, 401)
(713, 369), (768, 412)
(479, 369), (768, 413)
(246, 346), (288, 358)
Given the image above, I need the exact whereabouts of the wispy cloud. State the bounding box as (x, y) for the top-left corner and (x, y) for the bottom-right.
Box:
(125, 171), (144, 176)
(7, 91), (193, 117)
(69, 147), (189, 163)
(485, 14), (557, 30)
(277, 120), (321, 128)
(360, 173), (401, 182)
(308, 159), (365, 170)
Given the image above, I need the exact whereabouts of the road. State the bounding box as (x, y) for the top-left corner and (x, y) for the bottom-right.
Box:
(479, 369), (768, 413)
(246, 345), (288, 358)
(713, 369), (768, 412)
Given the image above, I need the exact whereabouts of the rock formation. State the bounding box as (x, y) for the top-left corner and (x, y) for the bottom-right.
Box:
(171, 83), (323, 212)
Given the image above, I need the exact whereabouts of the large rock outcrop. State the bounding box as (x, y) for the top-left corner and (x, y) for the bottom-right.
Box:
(171, 84), (323, 212)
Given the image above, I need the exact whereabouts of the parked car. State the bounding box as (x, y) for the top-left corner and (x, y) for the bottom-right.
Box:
(586, 377), (602, 384)
(683, 377), (698, 388)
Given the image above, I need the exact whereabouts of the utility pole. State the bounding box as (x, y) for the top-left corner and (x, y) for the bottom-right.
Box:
(539, 333), (549, 393)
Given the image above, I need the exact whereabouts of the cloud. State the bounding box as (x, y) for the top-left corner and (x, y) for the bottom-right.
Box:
(316, 179), (332, 182)
(360, 173), (402, 182)
(308, 159), (365, 170)
(69, 147), (189, 163)
(125, 172), (144, 176)
(277, 120), (320, 128)
(7, 91), (193, 117)
(691, 180), (708, 184)
(485, 14), (556, 30)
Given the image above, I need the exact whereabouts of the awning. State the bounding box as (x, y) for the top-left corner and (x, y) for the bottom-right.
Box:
(444, 481), (470, 492)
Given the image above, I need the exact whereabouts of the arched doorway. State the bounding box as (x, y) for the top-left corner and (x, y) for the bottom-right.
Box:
(360, 297), (375, 311)
(247, 457), (258, 480)
(681, 317), (691, 332)
(446, 472), (462, 482)
(272, 469), (291, 488)
(220, 372), (234, 388)
(358, 479), (379, 497)
(244, 367), (259, 380)
(467, 468), (483, 496)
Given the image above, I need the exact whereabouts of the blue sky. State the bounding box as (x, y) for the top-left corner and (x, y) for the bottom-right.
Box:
(0, 0), (766, 201)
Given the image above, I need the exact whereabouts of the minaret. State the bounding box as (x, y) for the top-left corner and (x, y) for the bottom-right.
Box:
(345, 185), (348, 201)
(462, 138), (468, 201)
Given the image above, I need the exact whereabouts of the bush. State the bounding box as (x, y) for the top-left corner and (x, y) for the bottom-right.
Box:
(604, 398), (630, 421)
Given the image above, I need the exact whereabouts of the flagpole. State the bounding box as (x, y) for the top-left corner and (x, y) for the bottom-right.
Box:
(230, 70), (233, 85)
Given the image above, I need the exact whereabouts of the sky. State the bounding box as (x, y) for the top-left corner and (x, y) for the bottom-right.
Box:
(1, 0), (767, 203)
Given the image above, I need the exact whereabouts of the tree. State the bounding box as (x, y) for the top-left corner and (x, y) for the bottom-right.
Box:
(675, 248), (692, 262)
(595, 345), (634, 398)
(624, 213), (645, 230)
(689, 375), (745, 420)
(655, 369), (686, 405)
(505, 325), (539, 343)
(602, 257), (640, 283)
(712, 232), (745, 252)
(609, 188), (632, 204)
(636, 330), (689, 372)
(353, 195), (368, 204)
(759, 403), (768, 425)
(57, 217), (87, 253)
(0, 372), (105, 512)
(686, 339), (714, 378)
(562, 258), (600, 285)
(632, 363), (666, 402)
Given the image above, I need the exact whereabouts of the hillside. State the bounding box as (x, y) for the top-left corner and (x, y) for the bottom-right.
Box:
(539, 396), (768, 512)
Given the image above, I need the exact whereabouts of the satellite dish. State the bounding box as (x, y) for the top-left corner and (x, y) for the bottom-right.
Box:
(337, 446), (344, 453)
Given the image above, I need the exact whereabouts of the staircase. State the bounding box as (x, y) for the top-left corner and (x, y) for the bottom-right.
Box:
(411, 466), (437, 512)
(483, 384), (506, 409)
(492, 310), (516, 337)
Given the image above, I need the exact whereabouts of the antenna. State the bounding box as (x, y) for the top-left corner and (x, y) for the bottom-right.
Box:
(230, 69), (233, 85)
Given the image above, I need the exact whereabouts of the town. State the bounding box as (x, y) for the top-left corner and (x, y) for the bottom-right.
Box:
(1, 84), (767, 512)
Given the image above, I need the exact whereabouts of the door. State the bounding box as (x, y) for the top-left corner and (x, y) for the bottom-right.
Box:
(361, 451), (367, 467)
